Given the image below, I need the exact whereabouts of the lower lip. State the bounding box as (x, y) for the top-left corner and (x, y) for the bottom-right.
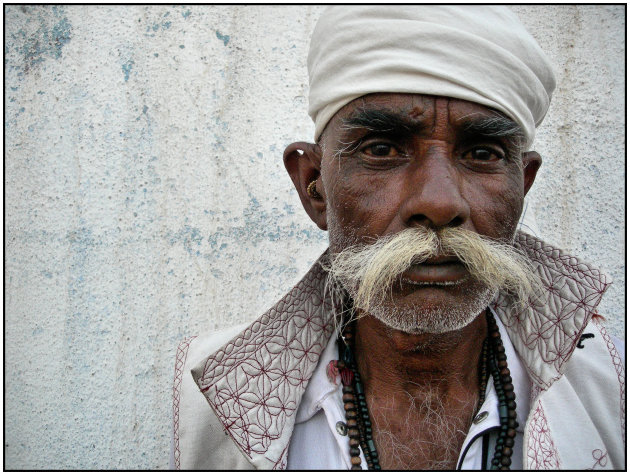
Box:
(401, 262), (468, 285)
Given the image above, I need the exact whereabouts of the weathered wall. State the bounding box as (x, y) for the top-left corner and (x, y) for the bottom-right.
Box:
(4, 5), (624, 469)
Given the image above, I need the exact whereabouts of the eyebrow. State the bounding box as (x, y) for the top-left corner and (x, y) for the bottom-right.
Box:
(457, 114), (525, 142)
(342, 109), (523, 140)
(341, 108), (428, 135)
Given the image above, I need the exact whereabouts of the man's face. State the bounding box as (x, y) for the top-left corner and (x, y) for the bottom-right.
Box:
(319, 93), (530, 330)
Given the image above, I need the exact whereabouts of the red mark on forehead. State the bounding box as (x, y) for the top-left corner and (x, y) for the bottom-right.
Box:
(405, 96), (452, 129)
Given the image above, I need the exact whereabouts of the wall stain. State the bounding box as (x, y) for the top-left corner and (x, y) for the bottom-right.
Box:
(167, 225), (204, 256)
(121, 60), (134, 82)
(144, 13), (173, 38)
(10, 5), (72, 73)
(167, 195), (326, 264)
(215, 31), (230, 46)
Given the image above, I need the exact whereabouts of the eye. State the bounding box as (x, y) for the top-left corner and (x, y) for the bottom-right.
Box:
(363, 143), (398, 157)
(464, 146), (504, 162)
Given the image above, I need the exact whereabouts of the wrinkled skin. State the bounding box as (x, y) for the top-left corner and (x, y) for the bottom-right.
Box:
(285, 94), (540, 321)
(283, 93), (541, 469)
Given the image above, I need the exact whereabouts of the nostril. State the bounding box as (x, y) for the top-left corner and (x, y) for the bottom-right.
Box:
(408, 215), (464, 229)
(408, 214), (430, 228)
(448, 216), (464, 228)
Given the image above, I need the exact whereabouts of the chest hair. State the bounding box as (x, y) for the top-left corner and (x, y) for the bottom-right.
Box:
(368, 385), (477, 470)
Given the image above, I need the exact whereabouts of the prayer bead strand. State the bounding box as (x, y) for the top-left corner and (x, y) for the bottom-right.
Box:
(487, 311), (517, 470)
(334, 304), (515, 470)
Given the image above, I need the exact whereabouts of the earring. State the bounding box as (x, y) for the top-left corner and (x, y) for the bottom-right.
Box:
(307, 180), (322, 199)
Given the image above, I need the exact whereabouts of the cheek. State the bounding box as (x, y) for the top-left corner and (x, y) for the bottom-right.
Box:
(466, 170), (524, 238)
(323, 166), (402, 244)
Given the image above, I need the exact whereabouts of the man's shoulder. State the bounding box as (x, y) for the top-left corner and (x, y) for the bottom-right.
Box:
(172, 323), (255, 470)
(530, 318), (625, 469)
(562, 319), (624, 383)
(173, 254), (336, 469)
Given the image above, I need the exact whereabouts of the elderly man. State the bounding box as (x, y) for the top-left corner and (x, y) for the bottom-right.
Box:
(172, 6), (624, 470)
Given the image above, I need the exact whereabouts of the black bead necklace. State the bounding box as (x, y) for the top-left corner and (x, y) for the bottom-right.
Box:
(333, 308), (517, 470)
(337, 325), (380, 470)
(486, 311), (518, 470)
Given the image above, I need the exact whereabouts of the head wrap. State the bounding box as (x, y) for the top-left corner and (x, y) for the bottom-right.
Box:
(308, 6), (556, 148)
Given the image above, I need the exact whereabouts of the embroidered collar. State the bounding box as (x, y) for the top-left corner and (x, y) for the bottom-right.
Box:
(191, 232), (609, 469)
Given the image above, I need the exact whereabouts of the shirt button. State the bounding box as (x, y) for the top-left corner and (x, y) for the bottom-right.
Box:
(473, 411), (489, 424)
(336, 421), (348, 436)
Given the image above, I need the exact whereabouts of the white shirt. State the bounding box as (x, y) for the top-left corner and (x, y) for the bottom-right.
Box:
(287, 310), (529, 470)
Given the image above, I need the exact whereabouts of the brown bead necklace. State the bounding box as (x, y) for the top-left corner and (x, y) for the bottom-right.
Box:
(336, 325), (380, 470)
(486, 311), (518, 470)
(332, 308), (517, 470)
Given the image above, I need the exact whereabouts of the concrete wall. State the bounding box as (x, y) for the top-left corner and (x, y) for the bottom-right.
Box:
(4, 5), (624, 469)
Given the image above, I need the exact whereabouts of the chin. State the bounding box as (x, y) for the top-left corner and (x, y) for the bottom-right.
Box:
(364, 285), (495, 335)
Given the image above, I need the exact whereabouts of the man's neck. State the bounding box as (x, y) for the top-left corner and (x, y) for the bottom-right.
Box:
(352, 311), (488, 469)
(354, 312), (487, 390)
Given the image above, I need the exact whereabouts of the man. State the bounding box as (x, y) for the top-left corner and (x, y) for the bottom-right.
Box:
(172, 6), (624, 470)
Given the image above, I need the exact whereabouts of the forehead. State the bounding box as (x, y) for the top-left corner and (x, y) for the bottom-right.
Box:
(327, 93), (506, 133)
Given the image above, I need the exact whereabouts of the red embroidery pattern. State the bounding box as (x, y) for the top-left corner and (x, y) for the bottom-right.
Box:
(590, 449), (608, 469)
(496, 233), (609, 388)
(593, 319), (625, 445)
(188, 234), (611, 468)
(271, 446), (289, 470)
(529, 383), (542, 405)
(195, 261), (336, 466)
(172, 336), (197, 470)
(526, 398), (560, 469)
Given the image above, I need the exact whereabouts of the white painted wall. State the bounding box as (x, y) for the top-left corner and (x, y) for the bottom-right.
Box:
(4, 5), (624, 469)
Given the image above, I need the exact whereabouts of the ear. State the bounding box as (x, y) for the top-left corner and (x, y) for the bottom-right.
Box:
(283, 141), (328, 230)
(522, 151), (542, 197)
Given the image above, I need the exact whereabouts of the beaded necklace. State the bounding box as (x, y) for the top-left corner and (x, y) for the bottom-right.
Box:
(332, 308), (517, 470)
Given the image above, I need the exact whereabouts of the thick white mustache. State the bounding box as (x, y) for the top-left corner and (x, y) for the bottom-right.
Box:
(326, 227), (542, 313)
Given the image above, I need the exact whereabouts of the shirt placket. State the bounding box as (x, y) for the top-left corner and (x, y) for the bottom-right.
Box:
(319, 381), (369, 470)
(456, 377), (501, 469)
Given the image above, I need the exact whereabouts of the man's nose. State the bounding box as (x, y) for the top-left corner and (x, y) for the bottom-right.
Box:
(399, 144), (470, 228)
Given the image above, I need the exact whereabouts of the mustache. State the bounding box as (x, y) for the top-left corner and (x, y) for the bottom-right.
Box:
(325, 227), (542, 313)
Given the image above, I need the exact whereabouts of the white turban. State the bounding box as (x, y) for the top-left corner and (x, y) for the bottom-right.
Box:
(308, 6), (556, 148)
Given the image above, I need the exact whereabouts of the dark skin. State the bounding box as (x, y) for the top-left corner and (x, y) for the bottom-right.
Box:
(284, 93), (541, 469)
